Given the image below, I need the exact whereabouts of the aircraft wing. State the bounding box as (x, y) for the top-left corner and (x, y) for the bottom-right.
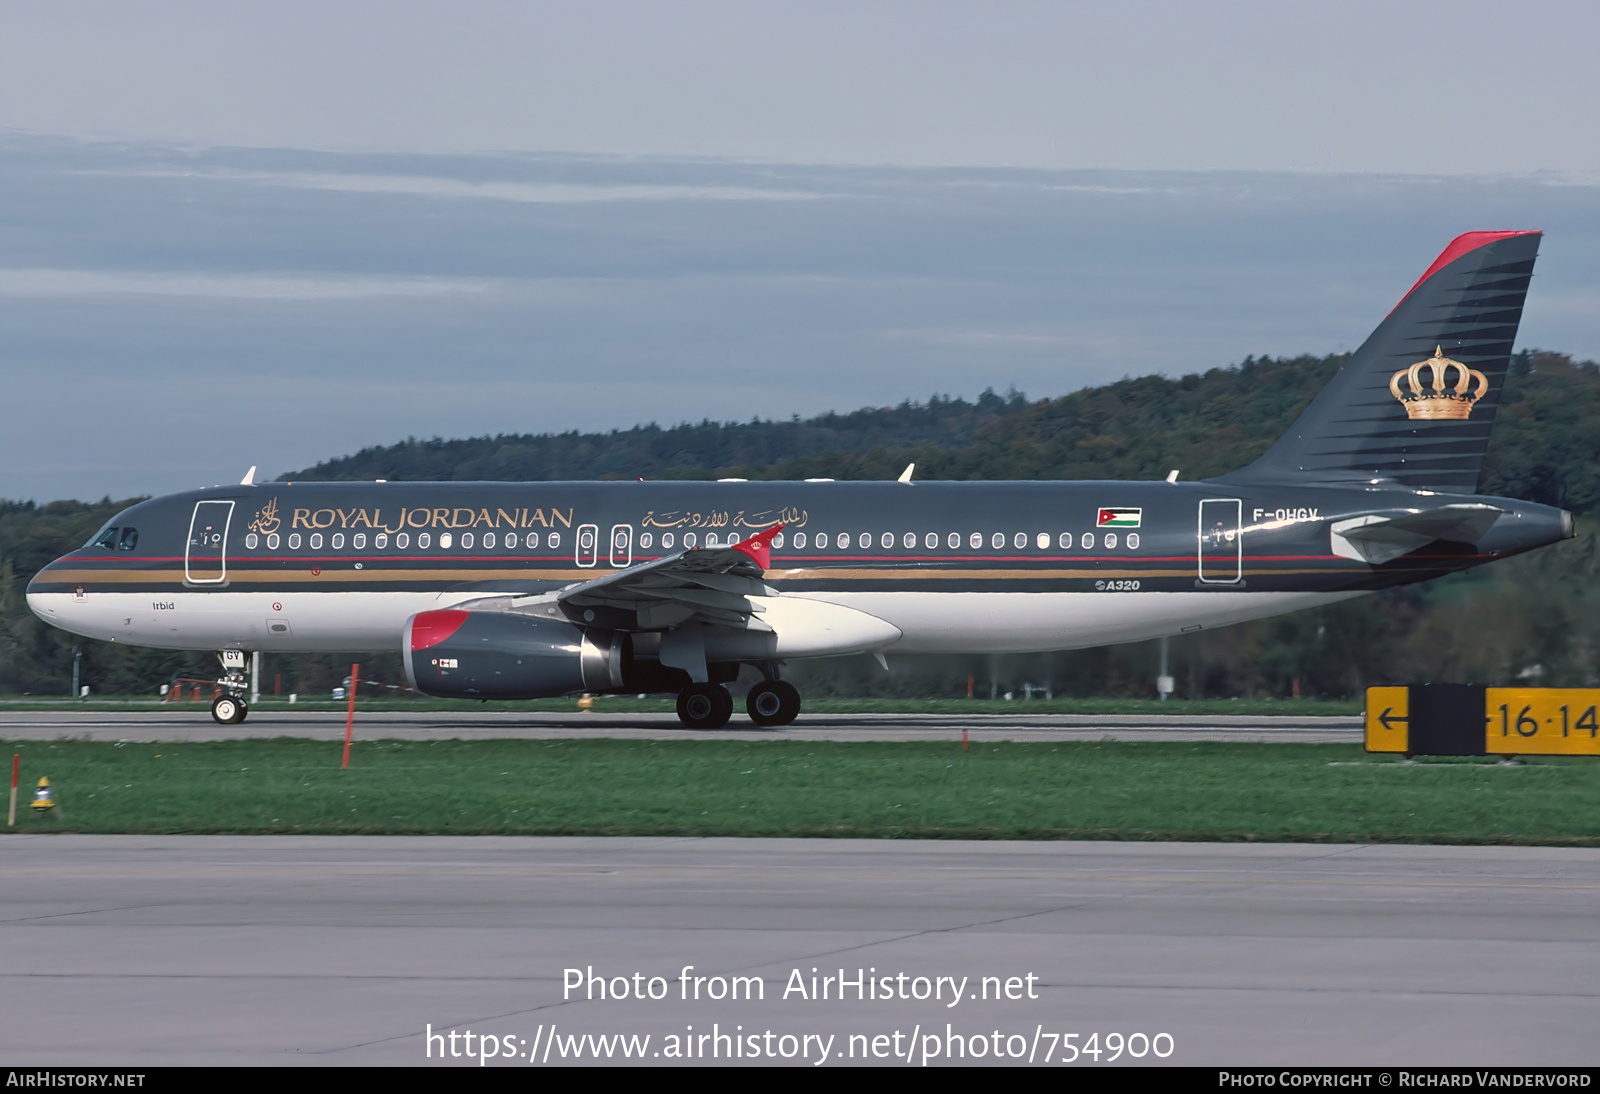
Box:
(550, 525), (784, 631)
(1329, 503), (1504, 566)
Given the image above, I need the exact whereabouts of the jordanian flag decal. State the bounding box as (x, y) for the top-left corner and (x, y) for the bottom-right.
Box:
(1097, 508), (1142, 528)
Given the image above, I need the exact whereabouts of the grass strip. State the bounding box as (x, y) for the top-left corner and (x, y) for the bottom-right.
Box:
(4, 738), (1595, 845)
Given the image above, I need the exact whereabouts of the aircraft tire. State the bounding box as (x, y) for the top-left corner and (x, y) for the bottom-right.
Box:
(677, 683), (733, 729)
(211, 695), (247, 725)
(746, 681), (801, 727)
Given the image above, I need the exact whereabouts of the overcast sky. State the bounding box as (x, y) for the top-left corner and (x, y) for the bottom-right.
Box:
(2, 2), (1597, 500)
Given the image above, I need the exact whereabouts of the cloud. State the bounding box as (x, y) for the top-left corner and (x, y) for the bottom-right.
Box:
(1, 134), (1597, 502)
(76, 164), (832, 205)
(0, 268), (493, 299)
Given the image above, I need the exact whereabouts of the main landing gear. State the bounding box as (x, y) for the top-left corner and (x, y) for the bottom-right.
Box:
(209, 650), (251, 725)
(746, 680), (801, 727)
(674, 676), (802, 729)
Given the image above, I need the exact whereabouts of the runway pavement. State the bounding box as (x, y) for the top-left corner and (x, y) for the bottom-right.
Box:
(0, 836), (1594, 1067)
(0, 707), (1363, 743)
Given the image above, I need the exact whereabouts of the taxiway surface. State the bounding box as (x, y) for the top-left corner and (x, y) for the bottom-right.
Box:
(1, 836), (1594, 1066)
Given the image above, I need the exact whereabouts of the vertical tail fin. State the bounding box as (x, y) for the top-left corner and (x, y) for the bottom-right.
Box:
(1220, 230), (1541, 492)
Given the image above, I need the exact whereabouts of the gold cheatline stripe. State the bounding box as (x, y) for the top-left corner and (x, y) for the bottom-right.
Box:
(38, 564), (1358, 586)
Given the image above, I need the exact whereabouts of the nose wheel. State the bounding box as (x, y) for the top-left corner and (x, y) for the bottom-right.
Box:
(746, 680), (801, 726)
(211, 694), (248, 725)
(676, 683), (734, 729)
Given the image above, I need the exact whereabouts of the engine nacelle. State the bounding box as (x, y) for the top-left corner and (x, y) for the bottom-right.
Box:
(404, 609), (630, 700)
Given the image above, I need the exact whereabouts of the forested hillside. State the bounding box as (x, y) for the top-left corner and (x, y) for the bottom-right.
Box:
(5, 350), (1600, 699)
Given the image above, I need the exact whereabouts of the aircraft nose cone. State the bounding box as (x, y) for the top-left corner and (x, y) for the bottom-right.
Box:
(25, 558), (67, 620)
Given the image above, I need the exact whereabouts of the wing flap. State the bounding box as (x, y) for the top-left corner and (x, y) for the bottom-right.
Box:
(554, 524), (784, 631)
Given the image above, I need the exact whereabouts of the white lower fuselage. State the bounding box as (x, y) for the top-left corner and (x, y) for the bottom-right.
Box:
(28, 587), (1363, 656)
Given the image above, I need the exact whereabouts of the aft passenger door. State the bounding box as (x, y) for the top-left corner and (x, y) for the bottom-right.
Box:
(1198, 498), (1242, 584)
(185, 500), (235, 585)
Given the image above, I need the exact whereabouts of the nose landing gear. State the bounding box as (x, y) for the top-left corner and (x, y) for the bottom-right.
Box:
(209, 650), (251, 725)
(211, 693), (248, 725)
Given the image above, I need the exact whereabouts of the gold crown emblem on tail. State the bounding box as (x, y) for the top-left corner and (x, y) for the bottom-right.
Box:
(1389, 347), (1488, 420)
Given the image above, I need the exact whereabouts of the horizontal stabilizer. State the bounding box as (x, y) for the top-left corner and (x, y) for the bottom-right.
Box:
(1330, 503), (1503, 565)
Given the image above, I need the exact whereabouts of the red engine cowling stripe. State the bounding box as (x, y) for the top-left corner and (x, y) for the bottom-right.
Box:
(410, 609), (471, 650)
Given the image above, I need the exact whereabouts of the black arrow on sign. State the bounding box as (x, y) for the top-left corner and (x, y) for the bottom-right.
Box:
(1378, 708), (1409, 733)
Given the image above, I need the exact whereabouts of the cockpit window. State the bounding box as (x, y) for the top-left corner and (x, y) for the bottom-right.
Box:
(118, 528), (138, 552)
(91, 526), (118, 550)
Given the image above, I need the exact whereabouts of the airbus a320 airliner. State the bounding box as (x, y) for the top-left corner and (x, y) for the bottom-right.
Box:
(26, 231), (1572, 728)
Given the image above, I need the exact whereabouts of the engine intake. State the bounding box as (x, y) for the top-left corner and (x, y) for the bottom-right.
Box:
(404, 609), (628, 699)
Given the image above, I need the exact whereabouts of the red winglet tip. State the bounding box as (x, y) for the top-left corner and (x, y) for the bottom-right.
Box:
(732, 523), (785, 570)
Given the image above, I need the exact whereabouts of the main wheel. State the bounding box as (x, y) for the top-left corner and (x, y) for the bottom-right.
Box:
(677, 683), (733, 729)
(746, 680), (801, 727)
(210, 694), (247, 725)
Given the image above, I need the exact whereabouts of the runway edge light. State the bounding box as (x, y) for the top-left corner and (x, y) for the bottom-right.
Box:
(31, 776), (56, 815)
